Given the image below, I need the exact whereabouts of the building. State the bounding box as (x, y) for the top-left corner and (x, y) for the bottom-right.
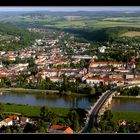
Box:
(0, 118), (13, 127)
(48, 124), (73, 133)
(20, 117), (29, 124)
(49, 77), (63, 83)
(98, 46), (106, 53)
(89, 62), (126, 68)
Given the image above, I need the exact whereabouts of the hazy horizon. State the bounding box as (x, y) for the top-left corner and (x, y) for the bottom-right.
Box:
(0, 6), (139, 12)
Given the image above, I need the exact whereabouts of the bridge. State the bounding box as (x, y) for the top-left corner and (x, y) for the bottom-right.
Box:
(79, 83), (140, 133)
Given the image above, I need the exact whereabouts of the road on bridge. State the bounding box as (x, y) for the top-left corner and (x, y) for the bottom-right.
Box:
(80, 89), (116, 133)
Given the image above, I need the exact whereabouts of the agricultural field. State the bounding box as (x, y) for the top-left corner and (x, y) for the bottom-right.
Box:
(53, 21), (86, 28)
(112, 112), (140, 122)
(51, 19), (140, 29)
(2, 15), (140, 29)
(119, 31), (140, 37)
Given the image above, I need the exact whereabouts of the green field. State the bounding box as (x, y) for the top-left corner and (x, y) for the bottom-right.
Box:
(5, 89), (90, 97)
(50, 18), (140, 29)
(2, 15), (140, 29)
(10, 90), (50, 94)
(120, 31), (140, 37)
(2, 103), (70, 117)
(112, 112), (140, 122)
(54, 21), (86, 28)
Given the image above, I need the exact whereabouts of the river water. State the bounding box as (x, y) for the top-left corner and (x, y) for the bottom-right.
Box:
(111, 98), (140, 112)
(0, 92), (95, 109)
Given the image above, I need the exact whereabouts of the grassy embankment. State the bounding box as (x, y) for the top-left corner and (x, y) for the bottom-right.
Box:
(112, 95), (140, 122)
(112, 112), (140, 122)
(1, 103), (71, 117)
(3, 89), (90, 97)
(113, 96), (140, 99)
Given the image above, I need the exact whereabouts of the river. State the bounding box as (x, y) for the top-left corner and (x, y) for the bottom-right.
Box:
(0, 92), (95, 109)
(111, 97), (140, 112)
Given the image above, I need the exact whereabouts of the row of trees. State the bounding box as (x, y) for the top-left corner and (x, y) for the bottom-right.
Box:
(117, 86), (140, 96)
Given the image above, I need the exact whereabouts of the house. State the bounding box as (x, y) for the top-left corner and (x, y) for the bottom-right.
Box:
(7, 54), (16, 61)
(108, 74), (124, 79)
(125, 74), (134, 79)
(68, 78), (76, 82)
(39, 69), (58, 79)
(98, 46), (106, 53)
(114, 68), (130, 73)
(125, 78), (140, 84)
(108, 78), (124, 86)
(59, 69), (79, 77)
(48, 124), (73, 133)
(86, 78), (105, 85)
(0, 121), (8, 127)
(1, 118), (13, 126)
(49, 77), (63, 83)
(9, 116), (20, 124)
(9, 116), (19, 121)
(20, 117), (29, 124)
(119, 120), (126, 126)
(89, 61), (126, 68)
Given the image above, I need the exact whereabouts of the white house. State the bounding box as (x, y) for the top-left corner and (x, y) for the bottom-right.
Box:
(98, 46), (106, 53)
(49, 77), (63, 83)
(0, 118), (13, 127)
(86, 78), (104, 85)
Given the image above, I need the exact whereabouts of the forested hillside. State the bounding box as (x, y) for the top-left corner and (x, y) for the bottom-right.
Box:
(0, 23), (42, 51)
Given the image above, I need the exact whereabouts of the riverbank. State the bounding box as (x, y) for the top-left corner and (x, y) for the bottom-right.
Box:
(1, 103), (71, 117)
(112, 112), (140, 122)
(0, 88), (90, 97)
(113, 95), (140, 99)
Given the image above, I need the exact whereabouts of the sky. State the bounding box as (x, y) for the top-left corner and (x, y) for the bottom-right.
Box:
(0, 6), (139, 12)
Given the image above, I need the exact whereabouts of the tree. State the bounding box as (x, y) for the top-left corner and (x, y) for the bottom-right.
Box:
(90, 127), (98, 133)
(99, 120), (107, 132)
(0, 103), (4, 112)
(17, 127), (23, 133)
(68, 110), (80, 132)
(102, 110), (113, 121)
(110, 120), (119, 132)
(5, 126), (11, 133)
(38, 126), (46, 133)
(40, 106), (49, 120)
(90, 87), (96, 95)
(23, 123), (37, 133)
(119, 125), (127, 133)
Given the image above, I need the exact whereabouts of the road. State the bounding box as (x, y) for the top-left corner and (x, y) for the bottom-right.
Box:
(80, 89), (116, 133)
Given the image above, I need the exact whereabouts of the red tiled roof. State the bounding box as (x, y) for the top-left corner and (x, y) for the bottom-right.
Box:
(50, 124), (66, 130)
(49, 77), (63, 80)
(50, 124), (73, 133)
(9, 116), (18, 120)
(64, 127), (73, 134)
(4, 118), (12, 123)
(90, 61), (126, 64)
(86, 78), (124, 81)
(69, 78), (76, 80)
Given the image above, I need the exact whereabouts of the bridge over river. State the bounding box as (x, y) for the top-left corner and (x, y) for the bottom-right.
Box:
(80, 83), (140, 133)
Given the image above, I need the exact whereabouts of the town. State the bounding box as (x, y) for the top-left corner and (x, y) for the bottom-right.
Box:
(1, 7), (140, 133)
(0, 26), (140, 133)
